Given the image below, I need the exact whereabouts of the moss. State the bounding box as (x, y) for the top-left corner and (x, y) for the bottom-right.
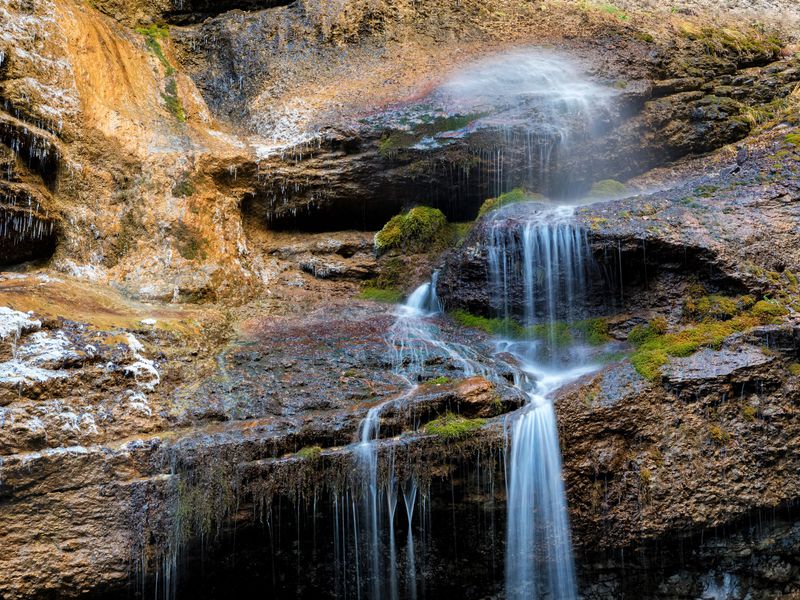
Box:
(374, 206), (449, 255)
(708, 424), (731, 445)
(174, 221), (207, 261)
(378, 131), (418, 158)
(426, 376), (450, 385)
(424, 413), (486, 439)
(635, 31), (655, 43)
(478, 188), (543, 217)
(378, 114), (483, 158)
(416, 114), (481, 137)
(448, 222), (473, 247)
(630, 314), (762, 380)
(162, 78), (186, 123)
(786, 133), (800, 146)
(694, 184), (719, 198)
(684, 294), (753, 321)
(599, 3), (629, 20)
(789, 363), (800, 376)
(528, 322), (573, 347)
(639, 468), (653, 483)
(573, 318), (610, 346)
(680, 25), (782, 59)
(296, 445), (323, 460)
(360, 286), (403, 303)
(741, 405), (757, 422)
(451, 309), (525, 338)
(751, 299), (788, 321)
(588, 179), (627, 198)
(136, 25), (173, 74)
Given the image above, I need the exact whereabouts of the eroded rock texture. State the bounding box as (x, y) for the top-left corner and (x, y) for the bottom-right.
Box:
(0, 0), (799, 598)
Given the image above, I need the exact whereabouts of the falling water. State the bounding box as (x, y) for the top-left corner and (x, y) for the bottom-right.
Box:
(342, 50), (613, 600)
(488, 205), (602, 599)
(437, 50), (614, 198)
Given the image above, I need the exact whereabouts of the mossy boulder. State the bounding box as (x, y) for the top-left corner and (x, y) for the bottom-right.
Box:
(478, 188), (544, 218)
(588, 179), (627, 198)
(374, 206), (449, 256)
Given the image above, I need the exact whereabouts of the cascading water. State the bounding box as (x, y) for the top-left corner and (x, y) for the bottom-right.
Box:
(437, 50), (614, 199)
(345, 50), (612, 600)
(347, 271), (474, 600)
(486, 205), (604, 599)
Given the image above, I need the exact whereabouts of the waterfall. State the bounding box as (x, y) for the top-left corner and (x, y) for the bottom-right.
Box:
(344, 50), (612, 600)
(489, 206), (601, 599)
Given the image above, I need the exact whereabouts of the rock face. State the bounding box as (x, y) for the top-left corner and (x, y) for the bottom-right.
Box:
(557, 325), (800, 551)
(1, 0), (800, 598)
(438, 127), (800, 318)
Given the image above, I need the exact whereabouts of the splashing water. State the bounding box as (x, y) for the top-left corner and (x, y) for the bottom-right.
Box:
(436, 49), (615, 198)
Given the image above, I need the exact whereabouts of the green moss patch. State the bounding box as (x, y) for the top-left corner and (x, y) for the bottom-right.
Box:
(679, 24), (782, 59)
(478, 188), (544, 217)
(451, 310), (525, 337)
(424, 413), (486, 439)
(599, 3), (629, 21)
(426, 376), (451, 385)
(378, 114), (483, 158)
(451, 310), (611, 347)
(374, 206), (449, 255)
(360, 286), (404, 303)
(137, 24), (185, 123)
(588, 179), (627, 198)
(786, 133), (800, 146)
(296, 445), (323, 460)
(630, 296), (788, 380)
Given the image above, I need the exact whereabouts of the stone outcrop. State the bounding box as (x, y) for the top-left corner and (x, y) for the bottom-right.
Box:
(0, 0), (800, 597)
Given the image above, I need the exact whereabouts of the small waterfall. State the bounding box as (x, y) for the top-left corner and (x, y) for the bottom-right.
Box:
(488, 206), (601, 599)
(487, 205), (598, 350)
(437, 50), (614, 199)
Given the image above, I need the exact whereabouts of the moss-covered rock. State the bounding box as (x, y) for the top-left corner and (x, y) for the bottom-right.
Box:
(374, 206), (449, 255)
(424, 412), (486, 439)
(478, 188), (543, 217)
(588, 179), (627, 198)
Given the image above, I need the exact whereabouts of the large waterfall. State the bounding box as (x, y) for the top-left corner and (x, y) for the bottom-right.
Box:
(347, 49), (611, 600)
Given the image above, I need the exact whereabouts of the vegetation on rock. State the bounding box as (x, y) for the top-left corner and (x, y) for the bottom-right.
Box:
(451, 310), (610, 346)
(478, 188), (544, 217)
(424, 413), (486, 439)
(588, 179), (627, 198)
(630, 296), (788, 380)
(374, 206), (449, 255)
(359, 286), (404, 303)
(296, 445), (323, 460)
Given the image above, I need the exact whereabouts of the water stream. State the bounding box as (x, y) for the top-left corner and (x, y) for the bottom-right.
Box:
(344, 49), (612, 600)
